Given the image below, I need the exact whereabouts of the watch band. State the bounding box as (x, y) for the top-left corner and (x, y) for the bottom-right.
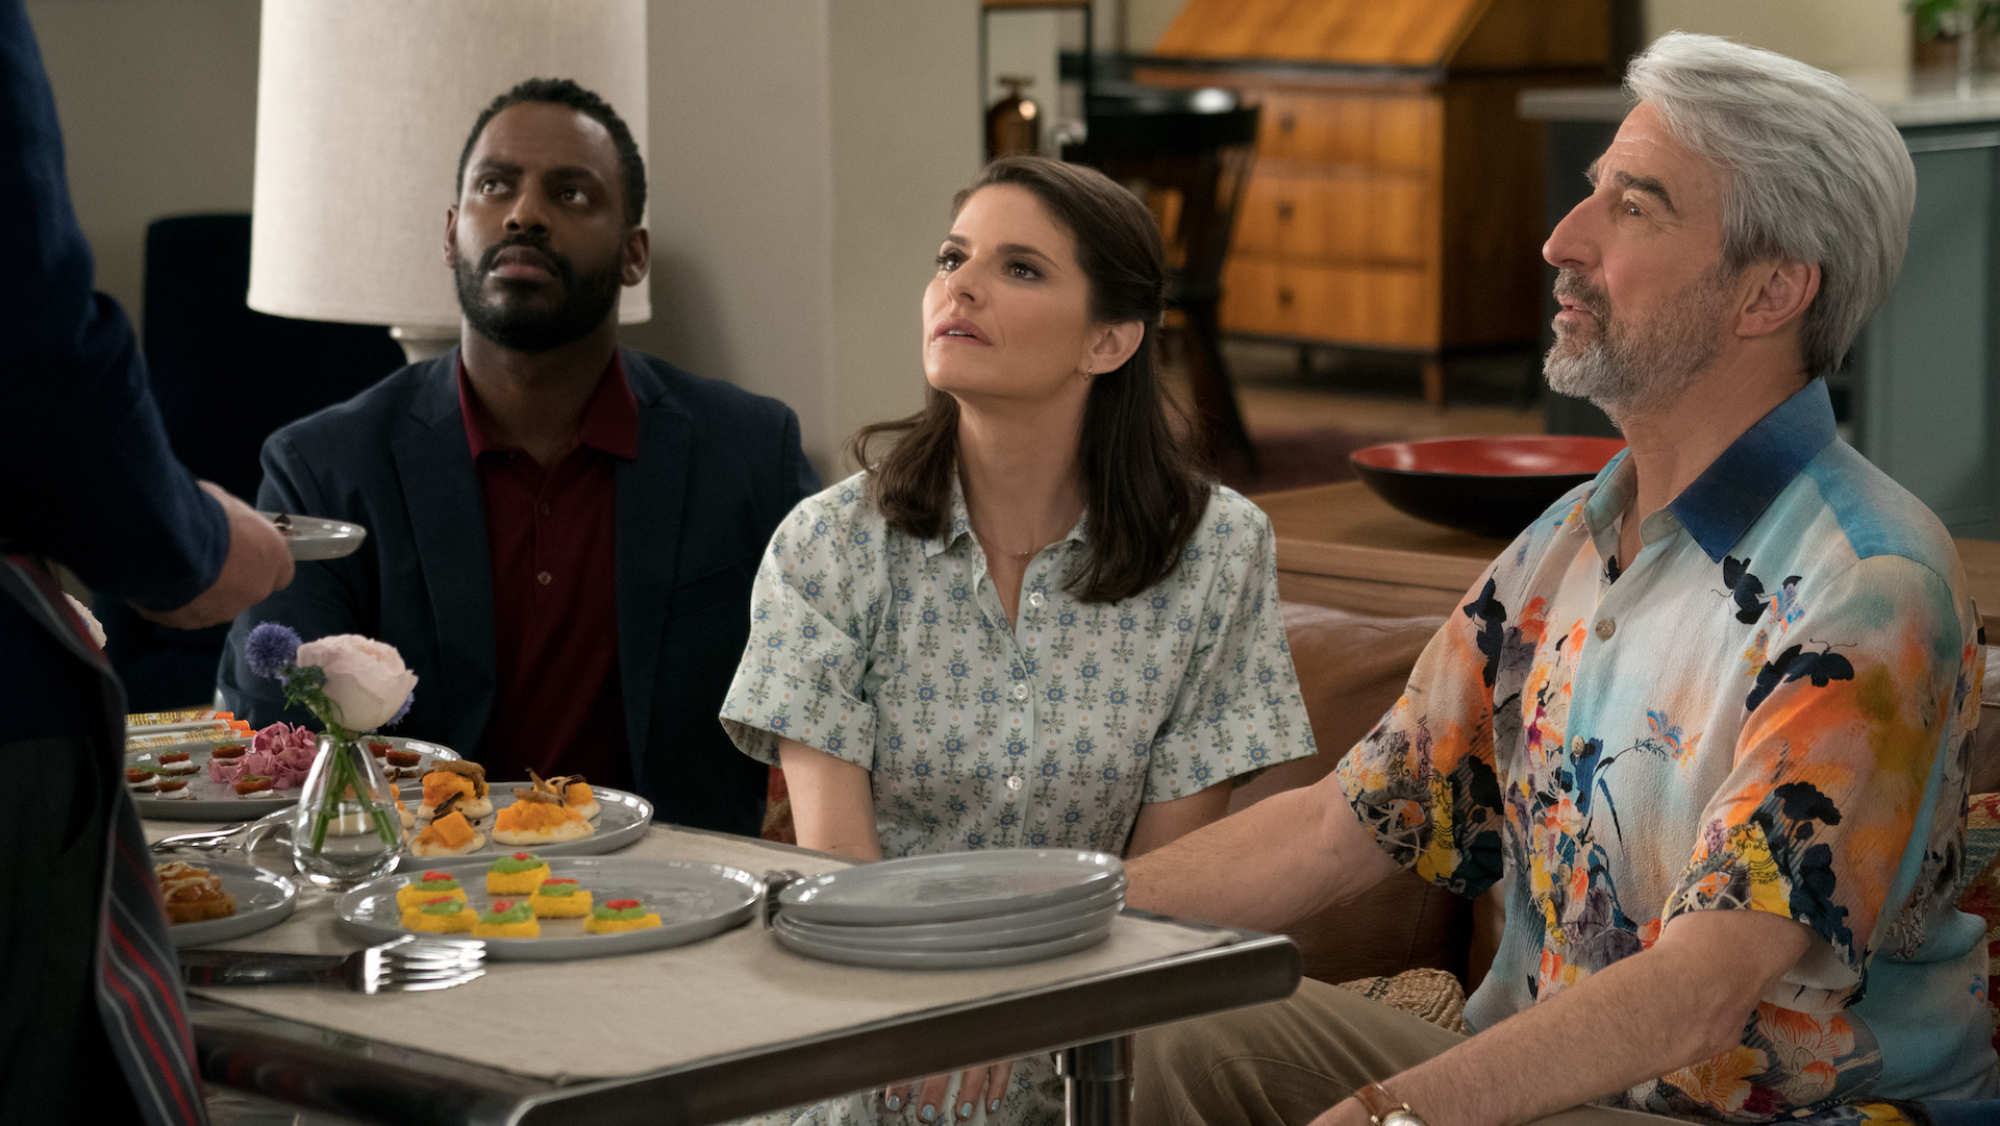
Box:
(1355, 1082), (1427, 1126)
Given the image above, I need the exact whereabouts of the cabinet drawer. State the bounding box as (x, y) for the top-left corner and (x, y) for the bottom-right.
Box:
(1234, 173), (1433, 266)
(1255, 92), (1439, 175)
(1222, 256), (1437, 349)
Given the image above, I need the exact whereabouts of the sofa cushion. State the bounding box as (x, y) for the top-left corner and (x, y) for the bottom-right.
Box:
(1233, 603), (1455, 984)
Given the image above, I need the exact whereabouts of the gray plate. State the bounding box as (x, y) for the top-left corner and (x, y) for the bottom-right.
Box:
(773, 916), (1112, 969)
(334, 856), (758, 961)
(264, 512), (367, 561)
(411, 782), (651, 859)
(778, 849), (1124, 925)
(132, 736), (460, 822)
(779, 901), (1122, 951)
(168, 859), (298, 948)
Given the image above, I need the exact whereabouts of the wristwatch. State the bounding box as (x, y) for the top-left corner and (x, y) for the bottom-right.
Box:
(1355, 1082), (1428, 1126)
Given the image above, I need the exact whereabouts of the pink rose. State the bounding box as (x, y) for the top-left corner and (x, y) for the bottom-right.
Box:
(294, 635), (418, 733)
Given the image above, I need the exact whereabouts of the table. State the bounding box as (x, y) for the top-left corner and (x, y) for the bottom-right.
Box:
(156, 823), (1300, 1126)
(1255, 480), (2000, 627)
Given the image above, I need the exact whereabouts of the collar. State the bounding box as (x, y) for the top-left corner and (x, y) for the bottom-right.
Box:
(1582, 379), (1837, 563)
(456, 350), (639, 462)
(922, 472), (1090, 559)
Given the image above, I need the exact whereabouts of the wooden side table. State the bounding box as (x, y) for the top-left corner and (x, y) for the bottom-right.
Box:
(1256, 480), (2000, 628)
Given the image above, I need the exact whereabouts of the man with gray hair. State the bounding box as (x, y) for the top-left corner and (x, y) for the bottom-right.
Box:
(1128, 32), (1994, 1126)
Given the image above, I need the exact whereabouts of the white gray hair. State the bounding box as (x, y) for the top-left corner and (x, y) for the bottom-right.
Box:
(1625, 32), (1915, 379)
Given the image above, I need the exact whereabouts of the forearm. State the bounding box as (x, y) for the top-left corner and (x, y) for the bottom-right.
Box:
(1127, 771), (1399, 932)
(777, 737), (882, 862)
(1124, 781), (1231, 858)
(0, 2), (225, 604)
(1314, 910), (1813, 1126)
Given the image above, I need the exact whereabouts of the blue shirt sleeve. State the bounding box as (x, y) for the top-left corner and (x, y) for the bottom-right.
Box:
(0, 0), (226, 609)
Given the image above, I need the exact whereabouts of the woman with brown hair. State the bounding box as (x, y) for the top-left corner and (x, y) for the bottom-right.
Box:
(722, 155), (1313, 1124)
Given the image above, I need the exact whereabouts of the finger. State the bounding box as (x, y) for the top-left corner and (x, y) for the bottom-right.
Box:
(915, 1072), (953, 1123)
(984, 1059), (1015, 1117)
(881, 1080), (916, 1115)
(952, 1066), (990, 1121)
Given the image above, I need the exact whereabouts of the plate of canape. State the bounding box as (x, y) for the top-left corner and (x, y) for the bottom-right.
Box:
(128, 731), (460, 822)
(158, 858), (298, 948)
(334, 855), (758, 961)
(400, 767), (651, 859)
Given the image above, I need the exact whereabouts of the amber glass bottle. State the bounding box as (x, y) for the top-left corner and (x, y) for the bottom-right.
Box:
(986, 75), (1040, 159)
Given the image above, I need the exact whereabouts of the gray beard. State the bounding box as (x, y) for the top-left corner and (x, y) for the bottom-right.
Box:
(1543, 271), (1731, 422)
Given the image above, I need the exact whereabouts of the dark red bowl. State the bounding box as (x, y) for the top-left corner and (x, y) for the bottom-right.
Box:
(1349, 436), (1628, 539)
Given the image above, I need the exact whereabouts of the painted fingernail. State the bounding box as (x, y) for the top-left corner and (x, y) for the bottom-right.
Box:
(921, 1106), (939, 1122)
(989, 1098), (1002, 1112)
(885, 1095), (903, 1111)
(960, 1101), (975, 1119)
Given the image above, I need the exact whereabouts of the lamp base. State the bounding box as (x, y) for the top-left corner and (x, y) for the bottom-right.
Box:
(390, 326), (458, 365)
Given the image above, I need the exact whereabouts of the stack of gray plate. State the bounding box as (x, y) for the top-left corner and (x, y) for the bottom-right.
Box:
(773, 849), (1125, 969)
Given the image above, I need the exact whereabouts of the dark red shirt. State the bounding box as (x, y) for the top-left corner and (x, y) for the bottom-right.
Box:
(457, 353), (636, 790)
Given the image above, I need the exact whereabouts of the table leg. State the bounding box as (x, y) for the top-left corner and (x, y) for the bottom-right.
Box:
(1057, 1035), (1133, 1126)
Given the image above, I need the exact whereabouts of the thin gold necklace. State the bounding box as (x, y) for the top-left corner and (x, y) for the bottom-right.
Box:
(972, 511), (1079, 560)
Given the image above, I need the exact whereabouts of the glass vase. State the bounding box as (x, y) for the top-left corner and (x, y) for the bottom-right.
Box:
(290, 732), (406, 889)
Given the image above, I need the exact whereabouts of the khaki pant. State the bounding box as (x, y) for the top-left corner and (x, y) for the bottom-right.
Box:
(1134, 979), (1677, 1126)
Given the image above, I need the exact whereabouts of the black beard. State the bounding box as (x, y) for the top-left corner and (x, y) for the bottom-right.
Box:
(453, 236), (622, 352)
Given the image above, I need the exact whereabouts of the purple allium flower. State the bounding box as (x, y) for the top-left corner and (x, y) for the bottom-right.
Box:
(388, 691), (414, 727)
(244, 622), (302, 680)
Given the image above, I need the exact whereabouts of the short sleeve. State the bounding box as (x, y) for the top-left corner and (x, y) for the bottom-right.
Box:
(1144, 495), (1318, 802)
(719, 488), (883, 769)
(1663, 554), (1970, 1010)
(1335, 567), (1509, 900)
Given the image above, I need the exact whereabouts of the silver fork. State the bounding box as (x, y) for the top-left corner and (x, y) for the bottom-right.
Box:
(151, 808), (293, 856)
(178, 936), (485, 993)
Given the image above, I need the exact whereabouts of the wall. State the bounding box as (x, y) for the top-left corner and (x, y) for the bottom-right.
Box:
(634, 1), (980, 473)
(1644, 0), (1909, 81)
(27, 0), (261, 331)
(30, 0), (979, 478)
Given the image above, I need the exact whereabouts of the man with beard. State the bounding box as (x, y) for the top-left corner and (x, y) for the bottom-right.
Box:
(1123, 34), (1995, 1126)
(220, 80), (817, 836)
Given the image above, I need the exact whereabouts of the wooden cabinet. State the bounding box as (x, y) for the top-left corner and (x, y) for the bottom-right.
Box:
(1136, 0), (1610, 403)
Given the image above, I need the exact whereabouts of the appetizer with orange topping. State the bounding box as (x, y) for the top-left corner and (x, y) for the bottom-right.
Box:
(416, 760), (491, 822)
(492, 788), (593, 845)
(410, 800), (485, 857)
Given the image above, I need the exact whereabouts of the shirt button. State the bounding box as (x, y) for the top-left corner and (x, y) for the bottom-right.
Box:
(1006, 775), (1023, 791)
(1013, 684), (1029, 701)
(1571, 736), (1585, 755)
(536, 571), (552, 586)
(1594, 618), (1615, 641)
(538, 502), (551, 517)
(1029, 591), (1045, 609)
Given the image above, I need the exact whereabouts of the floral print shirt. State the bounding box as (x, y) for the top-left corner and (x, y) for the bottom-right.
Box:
(1337, 381), (1995, 1124)
(721, 472), (1314, 860)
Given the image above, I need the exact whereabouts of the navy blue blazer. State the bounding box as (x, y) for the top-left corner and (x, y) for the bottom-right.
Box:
(218, 349), (818, 836)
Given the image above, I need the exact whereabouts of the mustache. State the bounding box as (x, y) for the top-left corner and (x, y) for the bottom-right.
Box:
(477, 234), (575, 285)
(1553, 269), (1609, 320)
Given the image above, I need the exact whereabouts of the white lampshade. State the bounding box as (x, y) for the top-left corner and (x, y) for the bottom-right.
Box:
(248, 0), (650, 345)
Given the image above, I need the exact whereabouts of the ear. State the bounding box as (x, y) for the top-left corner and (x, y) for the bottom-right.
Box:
(443, 205), (459, 267)
(1083, 319), (1145, 375)
(622, 226), (650, 287)
(1736, 259), (1819, 340)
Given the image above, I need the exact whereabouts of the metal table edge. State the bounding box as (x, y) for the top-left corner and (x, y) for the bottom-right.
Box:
(191, 921), (1300, 1126)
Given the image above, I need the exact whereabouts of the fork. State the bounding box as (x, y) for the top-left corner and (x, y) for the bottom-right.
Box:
(151, 808), (293, 856)
(179, 936), (485, 993)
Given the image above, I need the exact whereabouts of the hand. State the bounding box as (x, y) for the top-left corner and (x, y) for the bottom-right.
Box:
(139, 482), (295, 629)
(882, 1059), (1013, 1122)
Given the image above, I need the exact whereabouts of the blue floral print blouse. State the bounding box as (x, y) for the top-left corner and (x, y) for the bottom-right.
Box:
(1337, 381), (1995, 1124)
(721, 471), (1316, 861)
